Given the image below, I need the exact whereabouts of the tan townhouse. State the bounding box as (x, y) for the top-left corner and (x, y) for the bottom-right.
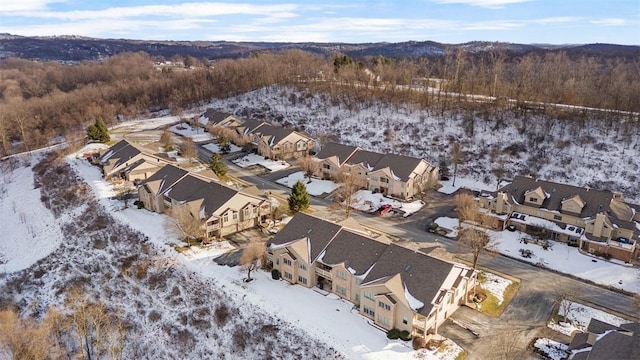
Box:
(138, 164), (271, 239)
(202, 109), (245, 128)
(253, 125), (315, 160)
(98, 140), (171, 181)
(267, 213), (476, 339)
(479, 176), (640, 263)
(314, 142), (439, 200)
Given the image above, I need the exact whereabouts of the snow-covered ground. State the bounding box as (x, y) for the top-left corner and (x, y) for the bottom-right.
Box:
(438, 177), (497, 195)
(169, 123), (214, 142)
(233, 153), (291, 172)
(478, 271), (513, 306)
(533, 338), (568, 360)
(111, 115), (180, 132)
(350, 190), (425, 217)
(547, 300), (628, 336)
(202, 142), (242, 154)
(276, 171), (341, 196)
(433, 218), (640, 294)
(0, 160), (64, 273)
(205, 85), (640, 203)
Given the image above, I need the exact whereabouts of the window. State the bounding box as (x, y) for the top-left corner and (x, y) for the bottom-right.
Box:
(299, 263), (307, 271)
(323, 164), (330, 170)
(275, 259), (279, 265)
(223, 213), (229, 223)
(336, 285), (347, 296)
(380, 177), (389, 184)
(363, 305), (375, 317)
(364, 291), (375, 301)
(355, 294), (360, 303)
(370, 176), (378, 181)
(232, 212), (238, 220)
(253, 207), (258, 214)
(554, 214), (562, 221)
(243, 207), (250, 218)
(529, 197), (537, 202)
(298, 276), (307, 285)
(283, 258), (292, 266)
(377, 315), (391, 327)
(337, 270), (347, 280)
(402, 316), (408, 325)
(378, 301), (391, 311)
(284, 272), (292, 280)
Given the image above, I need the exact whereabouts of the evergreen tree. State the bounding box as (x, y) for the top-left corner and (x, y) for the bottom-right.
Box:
(288, 180), (310, 213)
(86, 117), (110, 143)
(218, 135), (231, 154)
(208, 153), (228, 177)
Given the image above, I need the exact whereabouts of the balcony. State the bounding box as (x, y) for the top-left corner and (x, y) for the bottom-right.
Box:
(315, 267), (332, 279)
(607, 237), (635, 250)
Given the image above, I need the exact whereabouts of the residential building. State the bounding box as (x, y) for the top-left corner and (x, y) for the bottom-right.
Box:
(479, 176), (640, 262)
(202, 110), (244, 129)
(98, 140), (172, 182)
(314, 142), (439, 200)
(138, 164), (271, 239)
(267, 213), (476, 339)
(253, 125), (315, 160)
(566, 318), (640, 360)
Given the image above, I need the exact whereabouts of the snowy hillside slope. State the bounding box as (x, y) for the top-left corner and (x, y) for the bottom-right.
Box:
(0, 154), (340, 359)
(206, 85), (640, 203)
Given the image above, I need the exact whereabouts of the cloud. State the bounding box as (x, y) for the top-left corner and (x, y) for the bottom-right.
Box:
(434, 0), (532, 9)
(0, 0), (67, 12)
(590, 18), (628, 26)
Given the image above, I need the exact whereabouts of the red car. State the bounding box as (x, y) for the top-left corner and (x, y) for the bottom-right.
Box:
(377, 204), (393, 215)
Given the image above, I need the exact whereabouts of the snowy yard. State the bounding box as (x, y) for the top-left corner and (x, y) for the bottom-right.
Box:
(433, 217), (640, 294)
(438, 177), (497, 195)
(233, 153), (290, 172)
(169, 122), (213, 142)
(533, 338), (568, 360)
(350, 190), (426, 217)
(110, 115), (180, 132)
(276, 171), (341, 196)
(202, 142), (242, 154)
(547, 300), (628, 336)
(478, 272), (513, 306)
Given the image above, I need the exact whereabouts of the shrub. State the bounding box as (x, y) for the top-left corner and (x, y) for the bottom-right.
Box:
(428, 223), (438, 232)
(271, 269), (280, 280)
(399, 330), (412, 341)
(412, 336), (426, 350)
(386, 328), (400, 339)
(134, 200), (144, 209)
(214, 303), (229, 327)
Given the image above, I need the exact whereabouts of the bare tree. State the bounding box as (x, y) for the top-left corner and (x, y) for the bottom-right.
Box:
(167, 205), (204, 244)
(160, 128), (173, 152)
(455, 192), (479, 227)
(334, 171), (359, 218)
(240, 241), (266, 282)
(457, 227), (490, 271)
(180, 137), (197, 160)
(296, 155), (320, 183)
(451, 142), (463, 187)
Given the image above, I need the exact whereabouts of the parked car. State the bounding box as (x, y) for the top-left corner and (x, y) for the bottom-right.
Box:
(377, 204), (393, 215)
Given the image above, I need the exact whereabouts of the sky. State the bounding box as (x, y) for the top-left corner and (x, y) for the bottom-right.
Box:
(0, 0), (639, 45)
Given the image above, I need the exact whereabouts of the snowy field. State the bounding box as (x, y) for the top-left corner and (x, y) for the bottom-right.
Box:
(169, 123), (214, 142)
(547, 300), (628, 336)
(0, 160), (64, 272)
(202, 142), (242, 154)
(276, 171), (341, 196)
(433, 218), (640, 294)
(233, 153), (291, 172)
(111, 115), (179, 132)
(205, 85), (640, 203)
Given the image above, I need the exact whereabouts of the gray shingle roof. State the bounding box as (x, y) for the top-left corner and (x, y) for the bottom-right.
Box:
(267, 213), (342, 262)
(238, 118), (267, 135)
(316, 142), (359, 165)
(163, 174), (209, 202)
(372, 153), (425, 181)
(345, 150), (385, 171)
(256, 125), (297, 145)
(100, 140), (141, 168)
(362, 244), (454, 316)
(321, 229), (387, 275)
(141, 164), (189, 194)
(191, 181), (240, 217)
(204, 109), (235, 125)
(498, 176), (636, 228)
(568, 319), (640, 360)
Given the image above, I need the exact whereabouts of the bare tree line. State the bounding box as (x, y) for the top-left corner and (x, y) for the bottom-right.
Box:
(1, 48), (637, 157)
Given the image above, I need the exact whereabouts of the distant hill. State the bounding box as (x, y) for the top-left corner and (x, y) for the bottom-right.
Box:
(0, 34), (637, 62)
